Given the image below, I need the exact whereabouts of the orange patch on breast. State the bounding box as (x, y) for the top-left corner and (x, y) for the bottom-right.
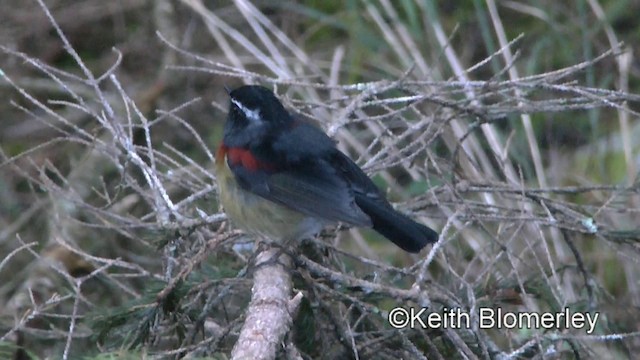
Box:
(218, 144), (273, 172)
(227, 147), (258, 171)
(216, 144), (228, 162)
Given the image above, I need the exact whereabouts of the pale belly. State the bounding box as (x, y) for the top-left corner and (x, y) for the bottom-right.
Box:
(216, 158), (325, 241)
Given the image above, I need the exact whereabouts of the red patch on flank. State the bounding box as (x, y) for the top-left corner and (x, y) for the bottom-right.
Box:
(217, 144), (273, 172)
(216, 144), (228, 162)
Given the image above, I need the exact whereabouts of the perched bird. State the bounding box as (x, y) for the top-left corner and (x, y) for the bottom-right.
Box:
(216, 85), (438, 253)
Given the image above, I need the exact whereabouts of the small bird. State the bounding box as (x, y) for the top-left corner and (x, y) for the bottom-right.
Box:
(216, 85), (438, 253)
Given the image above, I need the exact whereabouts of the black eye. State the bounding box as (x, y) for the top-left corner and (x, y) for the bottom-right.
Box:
(231, 98), (262, 123)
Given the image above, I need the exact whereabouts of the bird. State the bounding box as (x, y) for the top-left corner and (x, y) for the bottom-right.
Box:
(215, 85), (438, 253)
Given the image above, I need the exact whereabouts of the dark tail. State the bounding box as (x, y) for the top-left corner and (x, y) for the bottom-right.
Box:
(355, 196), (438, 253)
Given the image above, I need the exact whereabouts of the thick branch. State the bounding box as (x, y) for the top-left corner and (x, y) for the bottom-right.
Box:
(231, 247), (296, 360)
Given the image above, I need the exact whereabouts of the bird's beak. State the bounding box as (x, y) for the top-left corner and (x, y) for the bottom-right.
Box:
(224, 84), (232, 95)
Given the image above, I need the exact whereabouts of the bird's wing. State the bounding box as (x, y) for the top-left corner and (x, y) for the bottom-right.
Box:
(230, 159), (372, 227)
(331, 151), (390, 206)
(330, 151), (437, 252)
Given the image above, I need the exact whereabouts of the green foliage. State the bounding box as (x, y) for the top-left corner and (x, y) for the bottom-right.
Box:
(91, 279), (190, 350)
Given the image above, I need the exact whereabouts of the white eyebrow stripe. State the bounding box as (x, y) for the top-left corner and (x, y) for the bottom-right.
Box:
(231, 98), (261, 122)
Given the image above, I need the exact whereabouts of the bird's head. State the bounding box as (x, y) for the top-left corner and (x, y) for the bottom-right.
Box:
(223, 85), (291, 147)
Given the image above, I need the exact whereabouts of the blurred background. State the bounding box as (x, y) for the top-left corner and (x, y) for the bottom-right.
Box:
(1, 0), (639, 358)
